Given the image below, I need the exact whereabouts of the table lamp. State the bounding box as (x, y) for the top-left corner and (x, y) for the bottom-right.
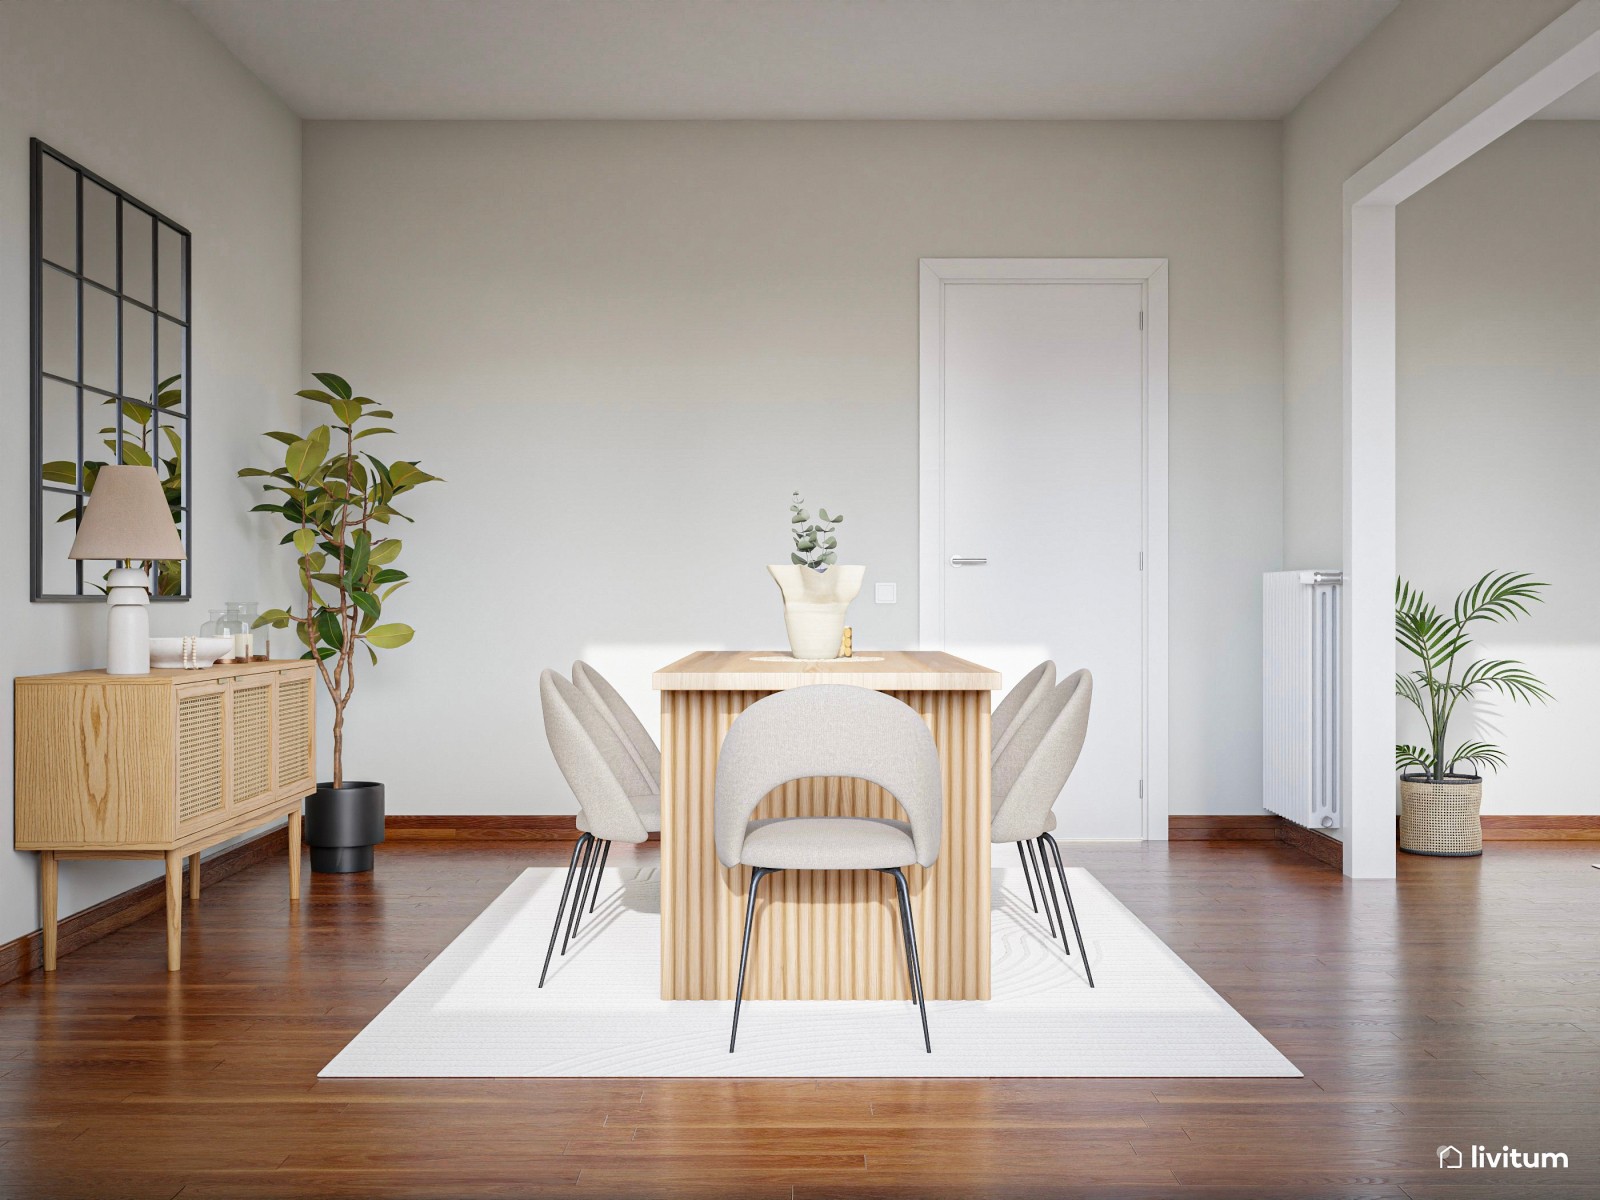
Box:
(68, 465), (186, 675)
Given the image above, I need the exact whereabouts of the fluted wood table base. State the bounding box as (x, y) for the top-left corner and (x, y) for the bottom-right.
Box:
(659, 688), (991, 1000)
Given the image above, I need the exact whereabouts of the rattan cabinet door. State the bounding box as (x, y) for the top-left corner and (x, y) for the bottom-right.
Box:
(229, 677), (276, 816)
(274, 670), (316, 797)
(175, 680), (227, 836)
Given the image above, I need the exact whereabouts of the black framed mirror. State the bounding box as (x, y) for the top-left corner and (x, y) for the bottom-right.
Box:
(30, 138), (192, 602)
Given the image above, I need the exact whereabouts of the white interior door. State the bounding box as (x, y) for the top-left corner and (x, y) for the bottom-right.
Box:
(930, 277), (1148, 840)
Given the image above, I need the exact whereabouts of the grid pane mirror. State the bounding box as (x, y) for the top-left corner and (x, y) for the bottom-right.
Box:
(31, 139), (192, 601)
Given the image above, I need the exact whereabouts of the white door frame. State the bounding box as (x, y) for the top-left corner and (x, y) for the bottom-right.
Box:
(1341, 2), (1600, 879)
(918, 257), (1170, 842)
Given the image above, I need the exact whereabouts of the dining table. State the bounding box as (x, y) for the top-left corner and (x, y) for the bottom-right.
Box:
(652, 649), (1001, 1001)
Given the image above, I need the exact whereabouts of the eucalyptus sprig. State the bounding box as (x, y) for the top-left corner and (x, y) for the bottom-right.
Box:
(789, 491), (844, 572)
(239, 372), (441, 785)
(1395, 571), (1551, 781)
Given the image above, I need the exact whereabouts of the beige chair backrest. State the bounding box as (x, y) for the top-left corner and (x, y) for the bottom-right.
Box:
(991, 670), (1092, 843)
(714, 685), (943, 869)
(540, 669), (651, 844)
(572, 660), (661, 788)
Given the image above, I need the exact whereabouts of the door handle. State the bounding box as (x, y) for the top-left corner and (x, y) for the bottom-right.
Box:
(950, 556), (988, 566)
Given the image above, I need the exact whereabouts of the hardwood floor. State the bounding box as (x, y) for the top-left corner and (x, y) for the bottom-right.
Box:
(1, 838), (1597, 1198)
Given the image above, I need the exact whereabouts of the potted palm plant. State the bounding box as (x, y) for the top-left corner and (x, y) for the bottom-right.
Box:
(240, 373), (441, 872)
(1394, 571), (1551, 857)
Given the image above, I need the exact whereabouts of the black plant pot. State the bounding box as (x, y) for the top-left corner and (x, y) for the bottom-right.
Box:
(304, 781), (386, 873)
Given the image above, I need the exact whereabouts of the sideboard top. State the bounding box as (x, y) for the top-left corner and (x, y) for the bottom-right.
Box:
(16, 659), (315, 686)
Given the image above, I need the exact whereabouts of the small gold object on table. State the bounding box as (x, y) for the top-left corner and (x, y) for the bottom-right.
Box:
(838, 626), (852, 658)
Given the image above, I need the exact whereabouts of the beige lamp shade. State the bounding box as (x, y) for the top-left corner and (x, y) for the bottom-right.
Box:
(68, 465), (186, 562)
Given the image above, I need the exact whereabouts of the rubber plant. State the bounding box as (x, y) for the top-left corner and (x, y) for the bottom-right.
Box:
(1394, 571), (1551, 780)
(239, 373), (441, 784)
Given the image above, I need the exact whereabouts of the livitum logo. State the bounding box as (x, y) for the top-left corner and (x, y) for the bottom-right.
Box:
(1437, 1144), (1570, 1169)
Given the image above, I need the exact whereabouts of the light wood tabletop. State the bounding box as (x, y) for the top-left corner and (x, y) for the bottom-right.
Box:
(653, 647), (999, 1001)
(653, 649), (1001, 692)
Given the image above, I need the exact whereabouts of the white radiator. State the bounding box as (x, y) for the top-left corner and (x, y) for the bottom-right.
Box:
(1262, 570), (1341, 831)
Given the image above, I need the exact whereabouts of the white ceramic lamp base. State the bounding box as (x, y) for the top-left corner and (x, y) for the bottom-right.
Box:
(104, 566), (152, 675)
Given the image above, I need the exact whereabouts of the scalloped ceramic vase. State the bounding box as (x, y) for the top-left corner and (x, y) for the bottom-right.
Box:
(767, 563), (865, 660)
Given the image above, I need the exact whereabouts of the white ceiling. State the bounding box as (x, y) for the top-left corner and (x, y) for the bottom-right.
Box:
(178, 0), (1399, 121)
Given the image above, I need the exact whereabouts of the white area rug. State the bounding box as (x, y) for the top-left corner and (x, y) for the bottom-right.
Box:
(321, 864), (1299, 1078)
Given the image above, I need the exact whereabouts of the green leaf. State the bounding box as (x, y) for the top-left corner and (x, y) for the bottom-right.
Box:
(285, 425), (331, 481)
(344, 528), (371, 588)
(41, 461), (77, 485)
(388, 461), (440, 489)
(1395, 744), (1433, 775)
(292, 528), (318, 555)
(330, 397), (363, 427)
(315, 608), (345, 651)
(368, 539), (402, 567)
(119, 444), (153, 468)
(297, 389), (337, 405)
(790, 552), (806, 565)
(312, 372), (353, 400)
(351, 590), (381, 624)
(364, 623), (414, 650)
(264, 431), (301, 446)
(354, 427), (394, 440)
(252, 608), (293, 629)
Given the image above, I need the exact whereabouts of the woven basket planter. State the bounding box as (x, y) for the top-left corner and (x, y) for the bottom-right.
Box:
(1399, 773), (1483, 857)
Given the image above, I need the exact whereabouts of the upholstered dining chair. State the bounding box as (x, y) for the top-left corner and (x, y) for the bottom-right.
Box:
(991, 670), (1095, 986)
(715, 685), (943, 1053)
(992, 660), (1056, 760)
(538, 669), (657, 987)
(572, 660), (661, 788)
(990, 660), (1056, 916)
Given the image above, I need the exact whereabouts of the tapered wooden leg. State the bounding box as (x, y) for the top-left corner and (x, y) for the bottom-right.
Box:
(188, 852), (202, 900)
(40, 851), (58, 972)
(287, 809), (303, 902)
(164, 850), (183, 972)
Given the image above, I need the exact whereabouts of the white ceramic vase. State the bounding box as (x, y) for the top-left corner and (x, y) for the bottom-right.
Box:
(767, 564), (865, 660)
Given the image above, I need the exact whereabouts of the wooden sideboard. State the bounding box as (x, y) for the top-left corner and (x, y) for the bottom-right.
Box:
(14, 660), (317, 971)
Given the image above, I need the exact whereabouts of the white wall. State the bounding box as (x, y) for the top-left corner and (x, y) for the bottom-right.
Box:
(0, 0), (302, 945)
(301, 119), (1284, 821)
(1396, 120), (1600, 815)
(1282, 0), (1574, 569)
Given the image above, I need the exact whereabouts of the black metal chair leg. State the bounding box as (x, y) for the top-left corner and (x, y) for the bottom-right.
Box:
(578, 838), (607, 918)
(888, 868), (931, 1053)
(879, 868), (919, 1003)
(730, 867), (772, 1053)
(1025, 839), (1057, 938)
(1016, 841), (1040, 913)
(540, 834), (590, 987)
(562, 835), (597, 954)
(1035, 837), (1067, 953)
(588, 840), (612, 913)
(1044, 833), (1093, 987)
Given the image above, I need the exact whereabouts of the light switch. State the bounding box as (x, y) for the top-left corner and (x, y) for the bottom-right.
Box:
(875, 582), (897, 604)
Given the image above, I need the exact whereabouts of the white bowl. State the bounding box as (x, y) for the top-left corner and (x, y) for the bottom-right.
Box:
(150, 636), (236, 669)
